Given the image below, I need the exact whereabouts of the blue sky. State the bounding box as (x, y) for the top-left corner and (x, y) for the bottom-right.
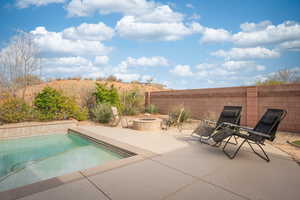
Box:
(1, 0), (300, 89)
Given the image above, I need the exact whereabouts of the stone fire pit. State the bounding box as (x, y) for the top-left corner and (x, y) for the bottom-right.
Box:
(132, 118), (162, 131)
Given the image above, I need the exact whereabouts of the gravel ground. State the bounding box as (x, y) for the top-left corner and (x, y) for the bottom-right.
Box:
(269, 132), (300, 163)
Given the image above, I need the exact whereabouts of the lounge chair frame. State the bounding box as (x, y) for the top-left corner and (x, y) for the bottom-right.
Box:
(193, 106), (242, 144)
(221, 109), (287, 162)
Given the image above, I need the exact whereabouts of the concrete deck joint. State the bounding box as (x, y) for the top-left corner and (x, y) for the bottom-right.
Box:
(150, 158), (252, 200)
(79, 171), (112, 200)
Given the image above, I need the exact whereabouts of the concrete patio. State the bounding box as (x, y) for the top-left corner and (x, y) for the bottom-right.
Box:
(8, 126), (300, 200)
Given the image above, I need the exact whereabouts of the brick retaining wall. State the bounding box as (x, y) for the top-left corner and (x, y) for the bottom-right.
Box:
(146, 84), (300, 133)
(0, 120), (77, 139)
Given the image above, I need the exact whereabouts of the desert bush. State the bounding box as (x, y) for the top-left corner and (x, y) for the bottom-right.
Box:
(120, 89), (144, 115)
(34, 87), (88, 121)
(168, 106), (190, 124)
(83, 77), (93, 80)
(145, 104), (159, 114)
(149, 83), (166, 90)
(130, 80), (141, 84)
(90, 103), (113, 123)
(106, 75), (118, 82)
(72, 107), (88, 121)
(96, 77), (105, 81)
(93, 83), (120, 107)
(0, 97), (32, 123)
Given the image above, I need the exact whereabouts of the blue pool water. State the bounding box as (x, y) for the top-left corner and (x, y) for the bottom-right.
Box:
(0, 133), (126, 192)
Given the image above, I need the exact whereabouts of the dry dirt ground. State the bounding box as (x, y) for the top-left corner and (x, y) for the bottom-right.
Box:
(270, 132), (300, 163)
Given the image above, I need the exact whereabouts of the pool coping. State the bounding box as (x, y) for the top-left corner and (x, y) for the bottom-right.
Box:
(0, 127), (158, 200)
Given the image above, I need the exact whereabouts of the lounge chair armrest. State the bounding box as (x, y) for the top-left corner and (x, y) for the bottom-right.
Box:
(203, 119), (217, 125)
(221, 122), (243, 128)
(221, 122), (253, 130)
(243, 129), (271, 139)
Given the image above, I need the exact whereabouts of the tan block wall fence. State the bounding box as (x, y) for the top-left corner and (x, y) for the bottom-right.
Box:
(145, 84), (300, 133)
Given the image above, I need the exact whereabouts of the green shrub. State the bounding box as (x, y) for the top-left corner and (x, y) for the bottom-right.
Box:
(120, 89), (144, 115)
(145, 104), (159, 114)
(34, 87), (88, 121)
(169, 107), (190, 124)
(0, 97), (32, 123)
(90, 103), (113, 123)
(72, 107), (89, 121)
(93, 83), (120, 107)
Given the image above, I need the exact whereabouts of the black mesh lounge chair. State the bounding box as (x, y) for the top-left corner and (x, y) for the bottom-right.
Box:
(191, 106), (242, 144)
(218, 109), (287, 162)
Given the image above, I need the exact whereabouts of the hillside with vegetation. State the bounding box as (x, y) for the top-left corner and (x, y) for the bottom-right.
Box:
(16, 79), (165, 107)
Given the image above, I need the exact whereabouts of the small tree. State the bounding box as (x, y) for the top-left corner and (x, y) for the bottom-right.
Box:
(34, 87), (88, 121)
(93, 83), (120, 106)
(106, 75), (118, 82)
(145, 77), (154, 84)
(256, 68), (300, 85)
(120, 88), (144, 115)
(0, 31), (41, 98)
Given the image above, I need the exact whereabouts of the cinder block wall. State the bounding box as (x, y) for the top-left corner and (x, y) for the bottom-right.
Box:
(146, 84), (300, 133)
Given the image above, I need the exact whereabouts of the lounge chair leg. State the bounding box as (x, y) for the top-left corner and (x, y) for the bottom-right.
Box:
(223, 135), (238, 146)
(247, 141), (270, 162)
(234, 135), (238, 144)
(223, 137), (246, 159)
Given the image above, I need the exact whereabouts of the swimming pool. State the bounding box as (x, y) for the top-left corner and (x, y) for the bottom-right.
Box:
(0, 133), (130, 192)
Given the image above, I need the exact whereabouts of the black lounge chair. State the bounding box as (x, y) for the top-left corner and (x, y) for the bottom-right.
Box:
(191, 106), (242, 144)
(218, 108), (287, 162)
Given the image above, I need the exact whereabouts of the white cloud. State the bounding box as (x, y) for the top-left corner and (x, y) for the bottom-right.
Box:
(277, 40), (300, 51)
(125, 56), (169, 67)
(170, 65), (194, 76)
(30, 26), (112, 56)
(62, 23), (114, 41)
(194, 60), (265, 80)
(200, 27), (232, 43)
(185, 3), (194, 8)
(114, 56), (169, 74)
(42, 56), (105, 78)
(66, 0), (154, 17)
(16, 0), (65, 8)
(222, 60), (266, 71)
(188, 13), (201, 20)
(43, 56), (90, 66)
(202, 68), (236, 76)
(115, 16), (195, 41)
(94, 56), (109, 65)
(135, 5), (183, 23)
(41, 55), (161, 81)
(212, 47), (280, 60)
(195, 63), (216, 70)
(113, 73), (153, 82)
(66, 0), (183, 23)
(114, 73), (141, 82)
(191, 24), (232, 43)
(240, 20), (272, 32)
(207, 79), (215, 84)
(191, 20), (300, 47)
(233, 21), (300, 46)
(66, 1), (192, 41)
